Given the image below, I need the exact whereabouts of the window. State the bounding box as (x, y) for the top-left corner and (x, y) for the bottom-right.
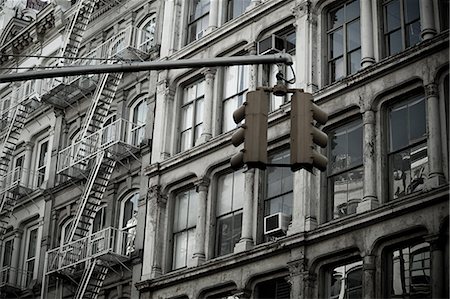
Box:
(222, 64), (249, 132)
(383, 0), (421, 57)
(254, 277), (291, 299)
(388, 95), (427, 200)
(23, 225), (39, 285)
(386, 242), (431, 298)
(0, 96), (11, 131)
(35, 138), (49, 187)
(187, 0), (210, 43)
(216, 170), (244, 256)
(131, 100), (147, 146)
(265, 151), (293, 218)
(120, 193), (138, 255)
(262, 30), (296, 111)
(102, 115), (117, 147)
(172, 188), (197, 269)
(226, 0), (251, 21)
(327, 0), (361, 83)
(139, 16), (156, 52)
(326, 260), (363, 299)
(1, 237), (14, 285)
(327, 120), (363, 219)
(60, 218), (73, 246)
(180, 80), (204, 151)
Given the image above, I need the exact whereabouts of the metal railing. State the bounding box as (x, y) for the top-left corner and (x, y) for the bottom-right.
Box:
(0, 267), (33, 290)
(45, 227), (134, 275)
(0, 167), (35, 195)
(40, 25), (155, 95)
(57, 118), (142, 173)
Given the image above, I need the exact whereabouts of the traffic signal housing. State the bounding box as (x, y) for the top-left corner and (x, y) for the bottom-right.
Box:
(230, 89), (268, 170)
(290, 91), (328, 172)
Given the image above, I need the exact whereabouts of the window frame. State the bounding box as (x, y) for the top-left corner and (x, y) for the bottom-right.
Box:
(22, 223), (40, 285)
(187, 0), (210, 44)
(119, 192), (139, 256)
(226, 0), (251, 21)
(381, 0), (421, 57)
(323, 259), (363, 299)
(35, 137), (50, 188)
(215, 170), (245, 257)
(326, 118), (364, 220)
(386, 93), (428, 200)
(326, 0), (361, 83)
(129, 99), (147, 146)
(179, 79), (205, 152)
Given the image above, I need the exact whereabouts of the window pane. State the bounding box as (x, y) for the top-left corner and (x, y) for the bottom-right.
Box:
(348, 49), (361, 75)
(329, 6), (344, 29)
(387, 30), (403, 55)
(27, 228), (38, 259)
(281, 192), (293, 215)
(2, 240), (13, 267)
(386, 0), (401, 32)
(405, 0), (420, 23)
(232, 170), (245, 210)
(217, 215), (234, 256)
(224, 66), (238, 98)
(330, 58), (344, 82)
(180, 130), (192, 151)
(217, 173), (233, 215)
(173, 231), (187, 269)
(223, 97), (238, 132)
(346, 0), (360, 21)
(347, 20), (361, 51)
(187, 190), (198, 227)
(390, 103), (409, 152)
(409, 97), (426, 142)
(331, 167), (363, 219)
(331, 128), (348, 173)
(181, 104), (193, 131)
(406, 21), (421, 48)
(330, 261), (362, 299)
(330, 29), (344, 58)
(347, 121), (363, 168)
(174, 191), (189, 231)
(195, 98), (204, 126)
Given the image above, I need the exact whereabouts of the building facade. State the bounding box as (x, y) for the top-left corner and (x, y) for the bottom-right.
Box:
(0, 0), (448, 299)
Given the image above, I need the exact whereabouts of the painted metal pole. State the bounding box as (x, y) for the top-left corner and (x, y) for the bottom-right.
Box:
(0, 53), (293, 83)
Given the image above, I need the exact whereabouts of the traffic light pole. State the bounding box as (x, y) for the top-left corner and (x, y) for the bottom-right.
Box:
(0, 53), (293, 83)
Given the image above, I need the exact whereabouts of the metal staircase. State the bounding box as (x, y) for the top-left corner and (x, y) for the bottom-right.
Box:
(60, 0), (98, 62)
(0, 100), (32, 233)
(74, 260), (108, 299)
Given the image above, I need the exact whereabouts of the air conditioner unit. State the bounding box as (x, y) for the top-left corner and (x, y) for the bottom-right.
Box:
(264, 212), (290, 236)
(257, 34), (284, 55)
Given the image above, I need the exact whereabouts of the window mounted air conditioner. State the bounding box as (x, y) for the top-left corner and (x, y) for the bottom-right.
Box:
(264, 212), (290, 236)
(257, 34), (284, 55)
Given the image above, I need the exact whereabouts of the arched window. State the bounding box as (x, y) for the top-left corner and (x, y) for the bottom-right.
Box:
(130, 100), (147, 146)
(120, 192), (139, 255)
(60, 218), (73, 246)
(139, 16), (156, 52)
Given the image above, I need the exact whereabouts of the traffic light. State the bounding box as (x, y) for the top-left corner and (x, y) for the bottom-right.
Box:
(230, 89), (268, 170)
(290, 90), (328, 172)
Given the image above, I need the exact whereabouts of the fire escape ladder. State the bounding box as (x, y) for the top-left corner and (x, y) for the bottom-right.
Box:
(78, 72), (124, 142)
(66, 151), (116, 243)
(0, 102), (31, 232)
(60, 0), (98, 62)
(74, 259), (108, 299)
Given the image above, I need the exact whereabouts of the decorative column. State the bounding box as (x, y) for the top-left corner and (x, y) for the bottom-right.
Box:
(292, 1), (316, 91)
(420, 0), (436, 40)
(245, 43), (257, 92)
(360, 0), (375, 68)
(426, 234), (444, 298)
(199, 68), (216, 143)
(192, 178), (209, 266)
(287, 258), (307, 298)
(425, 83), (446, 188)
(47, 109), (64, 188)
(235, 167), (255, 252)
(141, 181), (167, 279)
(303, 272), (317, 299)
(10, 229), (23, 285)
(160, 0), (175, 56)
(357, 109), (379, 212)
(289, 169), (317, 234)
(152, 78), (175, 163)
(22, 141), (33, 188)
(207, 0), (219, 33)
(362, 254), (376, 299)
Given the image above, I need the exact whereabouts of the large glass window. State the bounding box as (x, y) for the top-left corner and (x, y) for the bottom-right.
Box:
(265, 150), (293, 218)
(36, 139), (49, 187)
(226, 0), (251, 21)
(386, 242), (431, 298)
(383, 0), (421, 57)
(173, 188), (197, 269)
(388, 95), (427, 200)
(327, 260), (363, 299)
(24, 225), (39, 285)
(222, 64), (249, 132)
(180, 80), (204, 151)
(216, 170), (244, 256)
(439, 0), (449, 31)
(131, 100), (147, 146)
(187, 0), (210, 44)
(121, 193), (139, 255)
(1, 237), (13, 285)
(328, 120), (363, 219)
(327, 0), (361, 83)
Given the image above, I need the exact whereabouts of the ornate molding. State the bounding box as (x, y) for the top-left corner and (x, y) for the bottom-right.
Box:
(425, 83), (438, 98)
(148, 185), (167, 207)
(292, 1), (311, 20)
(195, 177), (210, 193)
(287, 258), (307, 277)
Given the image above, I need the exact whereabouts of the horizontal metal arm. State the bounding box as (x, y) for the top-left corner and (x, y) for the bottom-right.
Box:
(0, 53), (293, 83)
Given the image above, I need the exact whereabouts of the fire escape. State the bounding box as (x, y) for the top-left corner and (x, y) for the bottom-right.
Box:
(40, 0), (153, 298)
